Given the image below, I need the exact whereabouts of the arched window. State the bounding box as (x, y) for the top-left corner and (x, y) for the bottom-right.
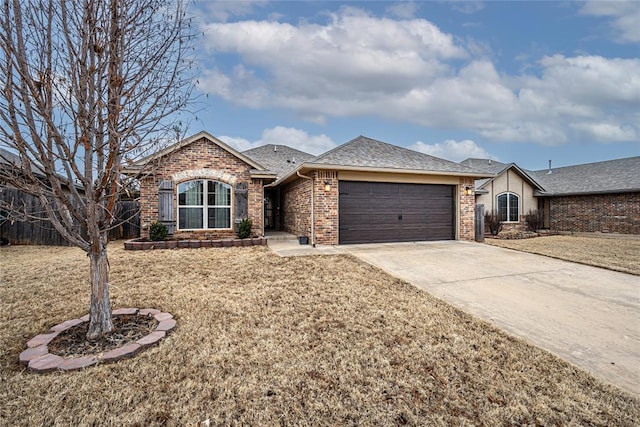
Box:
(497, 192), (519, 222)
(177, 180), (231, 230)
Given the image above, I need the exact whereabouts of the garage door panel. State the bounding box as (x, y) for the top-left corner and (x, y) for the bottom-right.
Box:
(339, 181), (454, 244)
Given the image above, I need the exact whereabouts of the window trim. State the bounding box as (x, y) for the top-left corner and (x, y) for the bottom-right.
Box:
(496, 192), (520, 223)
(176, 179), (233, 231)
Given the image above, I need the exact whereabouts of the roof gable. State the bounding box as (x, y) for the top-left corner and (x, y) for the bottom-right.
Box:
(126, 130), (267, 172)
(474, 162), (545, 192)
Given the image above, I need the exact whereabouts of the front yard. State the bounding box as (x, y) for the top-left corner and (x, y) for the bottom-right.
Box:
(1, 243), (638, 425)
(486, 234), (640, 275)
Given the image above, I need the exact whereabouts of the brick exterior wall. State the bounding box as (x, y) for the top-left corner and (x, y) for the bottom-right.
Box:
(459, 177), (475, 241)
(314, 171), (338, 245)
(281, 176), (311, 238)
(548, 192), (640, 234)
(138, 137), (264, 239)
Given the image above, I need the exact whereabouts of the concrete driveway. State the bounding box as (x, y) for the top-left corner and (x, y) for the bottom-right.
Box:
(339, 241), (640, 395)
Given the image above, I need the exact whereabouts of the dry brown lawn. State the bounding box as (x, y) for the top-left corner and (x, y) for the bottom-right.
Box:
(1, 243), (639, 426)
(486, 235), (640, 275)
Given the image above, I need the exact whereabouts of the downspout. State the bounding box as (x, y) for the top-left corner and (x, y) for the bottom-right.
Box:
(296, 171), (314, 246)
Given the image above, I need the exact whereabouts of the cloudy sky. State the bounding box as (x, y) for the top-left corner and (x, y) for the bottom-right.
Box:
(189, 0), (639, 170)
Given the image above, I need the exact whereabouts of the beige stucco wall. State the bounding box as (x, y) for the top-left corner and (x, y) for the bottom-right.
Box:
(476, 169), (537, 224)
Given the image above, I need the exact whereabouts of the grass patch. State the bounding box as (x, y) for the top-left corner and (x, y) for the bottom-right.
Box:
(486, 235), (640, 275)
(1, 243), (638, 425)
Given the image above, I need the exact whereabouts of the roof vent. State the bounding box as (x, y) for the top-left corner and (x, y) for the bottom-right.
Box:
(547, 160), (552, 175)
(291, 156), (296, 164)
(274, 145), (277, 152)
(488, 159), (492, 165)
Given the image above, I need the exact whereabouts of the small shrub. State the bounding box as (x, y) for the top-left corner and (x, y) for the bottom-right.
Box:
(237, 218), (252, 239)
(149, 221), (168, 241)
(524, 209), (544, 232)
(484, 210), (503, 236)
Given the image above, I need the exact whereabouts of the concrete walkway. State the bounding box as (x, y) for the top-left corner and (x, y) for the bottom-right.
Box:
(268, 238), (640, 395)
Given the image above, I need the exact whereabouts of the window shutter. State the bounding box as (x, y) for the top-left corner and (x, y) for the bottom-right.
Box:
(234, 182), (249, 232)
(158, 179), (175, 234)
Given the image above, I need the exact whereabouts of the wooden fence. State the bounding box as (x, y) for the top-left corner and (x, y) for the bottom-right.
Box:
(0, 188), (140, 246)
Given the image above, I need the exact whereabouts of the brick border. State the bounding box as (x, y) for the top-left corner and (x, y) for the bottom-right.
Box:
(124, 237), (267, 250)
(19, 308), (175, 372)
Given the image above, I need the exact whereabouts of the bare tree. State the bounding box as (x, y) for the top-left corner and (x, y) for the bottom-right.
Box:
(0, 0), (195, 338)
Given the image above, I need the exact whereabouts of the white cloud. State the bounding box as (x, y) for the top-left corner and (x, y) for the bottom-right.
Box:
(409, 139), (493, 162)
(450, 1), (485, 15)
(219, 126), (336, 155)
(580, 0), (640, 43)
(201, 0), (268, 23)
(199, 8), (640, 146)
(386, 2), (420, 19)
(571, 122), (638, 142)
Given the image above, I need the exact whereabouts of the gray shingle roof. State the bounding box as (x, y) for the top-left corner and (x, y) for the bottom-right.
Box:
(243, 144), (315, 180)
(309, 136), (486, 175)
(529, 156), (640, 195)
(460, 158), (508, 174)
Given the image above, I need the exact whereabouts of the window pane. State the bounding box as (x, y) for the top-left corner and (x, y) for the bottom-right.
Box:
(497, 194), (508, 222)
(207, 181), (231, 206)
(178, 181), (203, 206)
(208, 207), (230, 228)
(179, 207), (203, 229)
(508, 194), (519, 222)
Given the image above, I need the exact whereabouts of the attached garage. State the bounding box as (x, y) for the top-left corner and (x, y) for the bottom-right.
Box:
(338, 181), (455, 244)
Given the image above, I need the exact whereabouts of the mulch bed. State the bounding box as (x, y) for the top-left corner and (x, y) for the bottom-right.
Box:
(48, 314), (158, 358)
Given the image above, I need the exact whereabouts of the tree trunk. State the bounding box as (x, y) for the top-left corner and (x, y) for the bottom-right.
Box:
(86, 234), (113, 339)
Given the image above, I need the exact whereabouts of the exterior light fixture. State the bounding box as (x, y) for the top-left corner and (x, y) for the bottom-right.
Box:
(465, 186), (473, 196)
(323, 180), (331, 192)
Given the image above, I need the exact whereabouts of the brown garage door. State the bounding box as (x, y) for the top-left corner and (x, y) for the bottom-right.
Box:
(339, 181), (455, 244)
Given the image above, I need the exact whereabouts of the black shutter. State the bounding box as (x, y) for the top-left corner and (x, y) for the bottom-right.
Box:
(158, 179), (175, 235)
(234, 182), (248, 232)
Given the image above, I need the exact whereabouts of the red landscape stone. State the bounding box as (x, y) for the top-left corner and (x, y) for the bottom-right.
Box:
(19, 345), (49, 365)
(58, 355), (99, 371)
(156, 319), (177, 332)
(101, 343), (141, 361)
(154, 312), (173, 322)
(136, 330), (166, 347)
(26, 332), (58, 348)
(50, 318), (84, 332)
(29, 353), (64, 372)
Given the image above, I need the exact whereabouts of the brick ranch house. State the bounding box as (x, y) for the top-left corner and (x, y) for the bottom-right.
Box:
(462, 156), (640, 235)
(123, 131), (490, 245)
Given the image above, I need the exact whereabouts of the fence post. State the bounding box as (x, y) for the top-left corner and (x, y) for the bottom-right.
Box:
(475, 204), (485, 242)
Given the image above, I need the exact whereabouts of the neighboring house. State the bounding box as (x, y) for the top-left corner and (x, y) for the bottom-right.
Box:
(462, 156), (640, 235)
(126, 131), (489, 245)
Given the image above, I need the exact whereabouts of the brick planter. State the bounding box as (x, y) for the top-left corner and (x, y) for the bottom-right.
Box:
(124, 237), (267, 251)
(19, 309), (175, 373)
